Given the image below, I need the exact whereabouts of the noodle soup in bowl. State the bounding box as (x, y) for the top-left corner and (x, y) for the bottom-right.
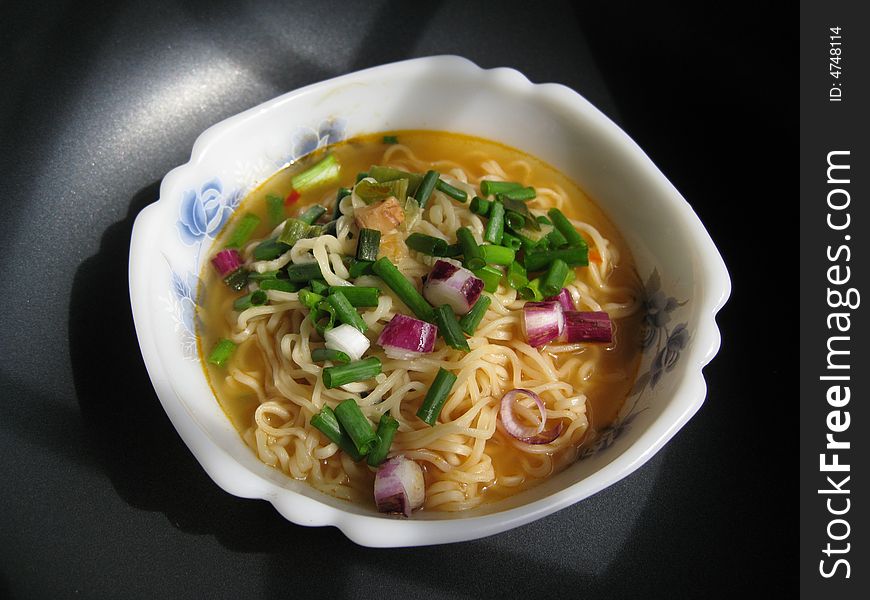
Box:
(129, 56), (730, 546)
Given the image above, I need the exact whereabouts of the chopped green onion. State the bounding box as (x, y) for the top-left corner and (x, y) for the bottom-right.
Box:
(536, 215), (553, 226)
(334, 398), (378, 455)
(266, 194), (285, 226)
(299, 204), (327, 225)
(507, 261), (529, 290)
(310, 279), (329, 295)
(207, 338), (236, 367)
(299, 289), (325, 310)
(223, 268), (250, 291)
(434, 305), (470, 352)
(311, 347), (351, 364)
(524, 246), (589, 271)
(470, 196), (493, 216)
(369, 165), (423, 196)
(233, 290), (268, 311)
(382, 135), (399, 144)
(367, 412), (400, 467)
(285, 262), (324, 282)
(519, 277), (543, 301)
(541, 259), (570, 297)
(439, 243), (464, 258)
(311, 300), (337, 336)
(322, 357), (382, 389)
(356, 171), (369, 183)
(456, 227), (486, 270)
(546, 227), (569, 249)
(345, 258), (374, 279)
(311, 406), (363, 461)
(436, 178), (468, 202)
(473, 265), (502, 293)
(405, 233), (448, 256)
(501, 197), (539, 231)
(479, 243), (515, 266)
(355, 178), (409, 204)
(484, 201), (505, 245)
(291, 153), (341, 193)
(459, 296), (492, 336)
(547, 208), (588, 249)
(224, 213), (261, 249)
(501, 186), (536, 201)
(356, 228), (381, 262)
(372, 257), (435, 322)
(277, 218), (310, 246)
(480, 180), (522, 196)
(500, 232), (522, 251)
(416, 367), (458, 426)
(333, 186), (351, 220)
(327, 290), (367, 333)
(258, 278), (300, 293)
(328, 285), (380, 307)
(414, 170), (440, 208)
(505, 212), (526, 230)
(253, 238), (291, 261)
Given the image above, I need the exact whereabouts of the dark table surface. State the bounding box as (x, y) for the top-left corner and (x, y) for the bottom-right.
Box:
(1, 1), (794, 597)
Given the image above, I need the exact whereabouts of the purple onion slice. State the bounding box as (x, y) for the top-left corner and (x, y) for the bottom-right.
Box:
(374, 456), (426, 517)
(521, 300), (565, 347)
(423, 260), (484, 315)
(563, 311), (612, 343)
(545, 288), (575, 313)
(377, 313), (438, 360)
(211, 248), (243, 278)
(499, 389), (564, 445)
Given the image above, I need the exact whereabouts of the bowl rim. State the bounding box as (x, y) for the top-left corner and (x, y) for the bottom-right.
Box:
(129, 55), (731, 547)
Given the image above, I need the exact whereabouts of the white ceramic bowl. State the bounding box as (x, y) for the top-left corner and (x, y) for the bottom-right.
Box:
(129, 56), (730, 547)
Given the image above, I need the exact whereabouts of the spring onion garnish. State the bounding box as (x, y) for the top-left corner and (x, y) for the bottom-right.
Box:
(258, 278), (300, 293)
(285, 262), (324, 282)
(524, 246), (589, 271)
(356, 228), (381, 262)
(372, 257), (435, 322)
(499, 389), (563, 444)
(480, 180), (522, 196)
(547, 207), (588, 249)
(405, 233), (448, 256)
(473, 265), (502, 293)
(458, 296), (492, 336)
(299, 289), (325, 311)
(563, 311), (613, 343)
(423, 260), (484, 315)
(253, 238), (290, 261)
(377, 314), (438, 360)
(436, 178), (468, 202)
(277, 218), (311, 246)
(479, 244), (515, 266)
(312, 300), (337, 336)
(484, 201), (505, 245)
(322, 357), (382, 389)
(327, 285), (380, 307)
(536, 214), (553, 226)
(414, 170), (440, 208)
(327, 290), (368, 333)
(355, 178), (409, 204)
(440, 243), (464, 258)
(334, 398), (378, 455)
(333, 186), (351, 220)
(224, 213), (261, 249)
(507, 261), (529, 290)
(223, 268), (250, 291)
(540, 259), (570, 297)
(311, 347), (351, 364)
(290, 153), (340, 193)
(456, 227), (486, 271)
(369, 165), (423, 196)
(470, 196), (493, 216)
(233, 290), (268, 311)
(324, 323), (370, 361)
(266, 193), (285, 226)
(546, 227), (568, 249)
(501, 186), (536, 201)
(344, 257), (374, 279)
(211, 248), (243, 278)
(545, 288), (576, 313)
(505, 212), (526, 231)
(500, 232), (522, 251)
(383, 135), (399, 144)
(434, 305), (470, 352)
(367, 412), (400, 467)
(417, 367), (458, 425)
(374, 456), (426, 517)
(311, 406), (363, 462)
(207, 338), (236, 367)
(299, 204), (327, 225)
(522, 300), (565, 347)
(518, 277), (543, 301)
(501, 197), (539, 231)
(310, 279), (329, 295)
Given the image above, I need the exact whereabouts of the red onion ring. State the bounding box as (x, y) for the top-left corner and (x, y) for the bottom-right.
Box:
(499, 389), (548, 440)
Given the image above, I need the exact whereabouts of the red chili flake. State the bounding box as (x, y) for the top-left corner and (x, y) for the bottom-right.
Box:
(285, 189), (301, 206)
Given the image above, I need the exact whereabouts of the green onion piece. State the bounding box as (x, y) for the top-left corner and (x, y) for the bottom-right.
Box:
(507, 261), (529, 290)
(369, 165), (423, 196)
(258, 279), (300, 293)
(248, 270), (280, 282)
(333, 187), (352, 220)
(480, 180), (522, 196)
(456, 227), (486, 270)
(519, 278), (543, 301)
(311, 347), (351, 364)
(223, 268), (250, 291)
(207, 338), (236, 367)
(436, 178), (468, 202)
(501, 186), (536, 201)
(327, 285), (380, 307)
(524, 246), (589, 271)
(470, 196), (493, 216)
(505, 212), (526, 231)
(546, 227), (569, 249)
(322, 357), (382, 389)
(277, 218), (310, 246)
(285, 262), (324, 282)
(547, 208), (588, 249)
(290, 153), (340, 193)
(345, 258), (374, 279)
(311, 406), (363, 461)
(501, 197), (539, 231)
(414, 170), (440, 208)
(356, 171), (369, 183)
(372, 257), (435, 321)
(327, 291), (367, 333)
(485, 201), (505, 244)
(224, 213), (261, 249)
(334, 398), (378, 455)
(356, 228), (381, 262)
(299, 289), (325, 310)
(536, 215), (553, 226)
(321, 220), (337, 236)
(541, 259), (569, 297)
(500, 232), (522, 251)
(253, 238), (291, 261)
(438, 243), (464, 258)
(383, 135), (399, 144)
(563, 268), (576, 287)
(311, 300), (337, 336)
(367, 412), (400, 467)
(434, 305), (470, 352)
(416, 367), (458, 426)
(233, 290), (268, 311)
(473, 265), (502, 293)
(480, 243), (515, 266)
(299, 204), (327, 225)
(310, 279), (329, 295)
(355, 178), (409, 204)
(459, 296), (492, 336)
(405, 233), (448, 256)
(266, 194), (285, 226)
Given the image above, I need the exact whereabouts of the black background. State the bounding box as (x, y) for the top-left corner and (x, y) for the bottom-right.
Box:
(1, 1), (794, 598)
